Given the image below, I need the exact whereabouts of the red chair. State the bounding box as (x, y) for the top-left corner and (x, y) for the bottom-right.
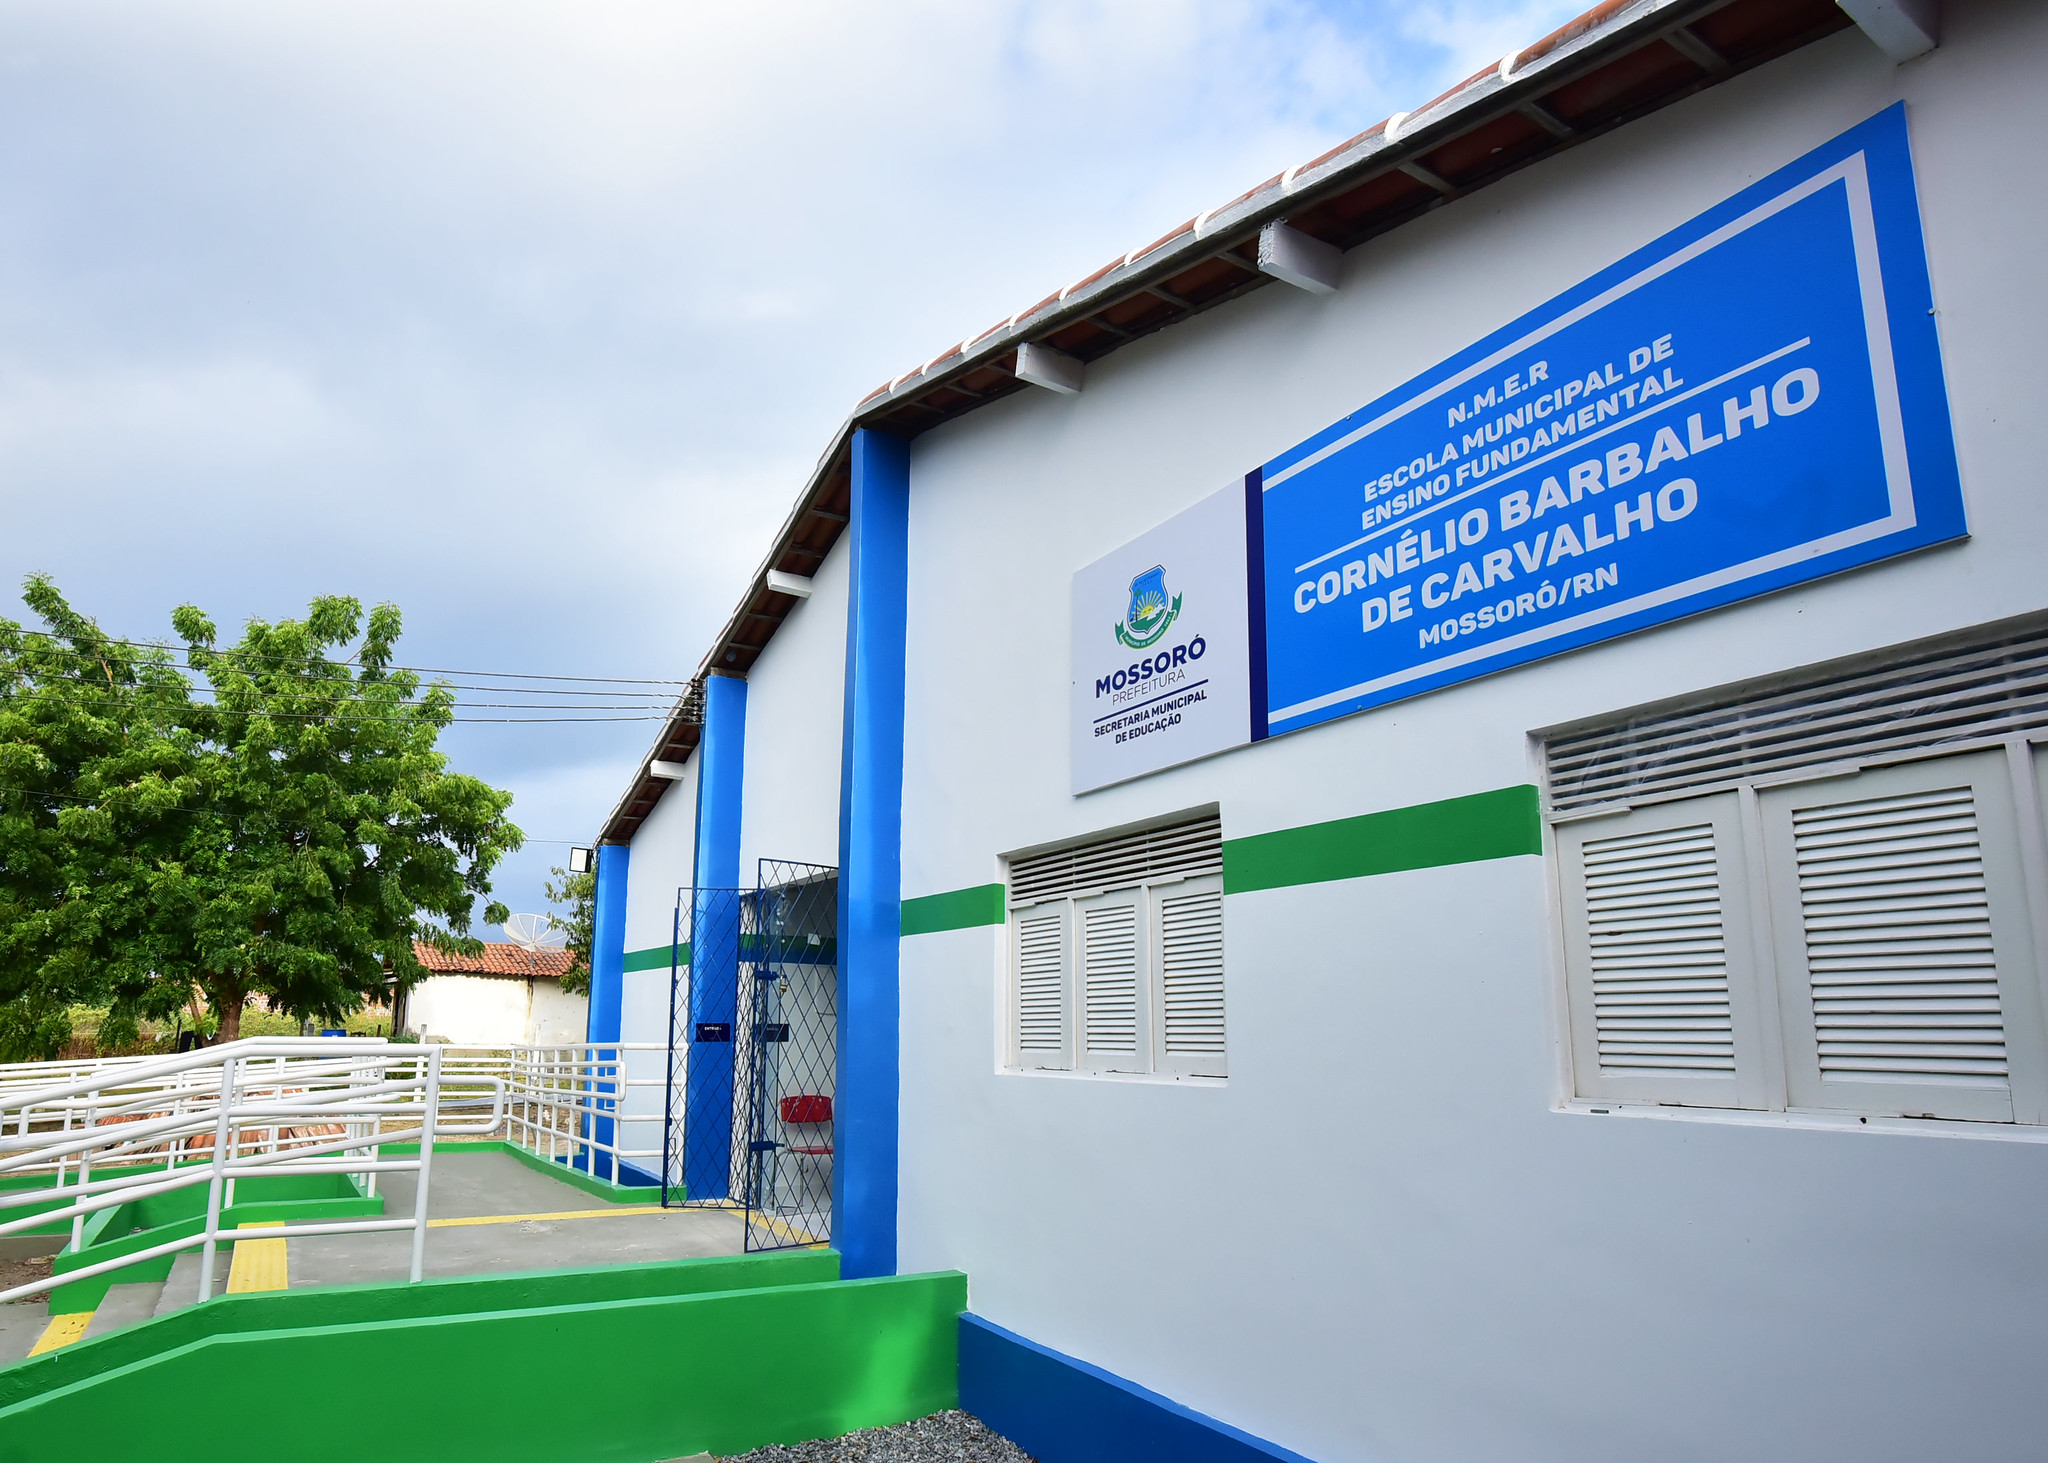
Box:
(770, 1095), (833, 1215)
(780, 1095), (833, 1154)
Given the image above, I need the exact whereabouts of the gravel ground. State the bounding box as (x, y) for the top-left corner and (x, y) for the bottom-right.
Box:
(714, 1410), (1031, 1462)
(0, 1256), (52, 1301)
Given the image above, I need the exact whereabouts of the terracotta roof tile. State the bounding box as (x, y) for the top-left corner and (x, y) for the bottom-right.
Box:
(1299, 119), (1391, 178)
(1515, 0), (1637, 72)
(412, 941), (575, 979)
(1416, 63), (1500, 118)
(1126, 219), (1195, 266)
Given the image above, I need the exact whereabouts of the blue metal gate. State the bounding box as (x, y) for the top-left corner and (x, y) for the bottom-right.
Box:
(662, 861), (837, 1252)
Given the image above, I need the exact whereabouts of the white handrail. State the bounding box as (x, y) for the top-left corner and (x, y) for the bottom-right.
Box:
(0, 1034), (677, 1311)
(0, 1037), (392, 1112)
(434, 1043), (670, 1185)
(0, 1038), (501, 1305)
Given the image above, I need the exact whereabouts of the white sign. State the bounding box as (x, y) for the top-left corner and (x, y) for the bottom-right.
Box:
(1071, 483), (1252, 794)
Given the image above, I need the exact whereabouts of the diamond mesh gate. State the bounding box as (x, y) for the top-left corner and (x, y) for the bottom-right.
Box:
(662, 862), (837, 1253)
(740, 861), (837, 1251)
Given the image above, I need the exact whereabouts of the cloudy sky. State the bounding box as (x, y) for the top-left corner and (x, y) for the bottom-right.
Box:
(0, 0), (1588, 931)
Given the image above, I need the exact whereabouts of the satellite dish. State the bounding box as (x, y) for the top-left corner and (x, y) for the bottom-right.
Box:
(504, 913), (568, 953)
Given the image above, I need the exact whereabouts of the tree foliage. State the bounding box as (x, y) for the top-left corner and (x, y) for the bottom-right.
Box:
(543, 862), (594, 997)
(0, 577), (199, 1057)
(0, 577), (523, 1054)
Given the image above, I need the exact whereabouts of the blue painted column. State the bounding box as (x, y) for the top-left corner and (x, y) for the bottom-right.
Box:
(835, 427), (909, 1279)
(685, 672), (747, 1200)
(587, 842), (629, 1181)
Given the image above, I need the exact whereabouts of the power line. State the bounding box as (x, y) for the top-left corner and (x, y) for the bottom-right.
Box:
(2, 683), (677, 722)
(3, 626), (694, 685)
(0, 784), (561, 846)
(0, 702), (668, 724)
(50, 672), (680, 697)
(1, 786), (593, 838)
(8, 692), (674, 713)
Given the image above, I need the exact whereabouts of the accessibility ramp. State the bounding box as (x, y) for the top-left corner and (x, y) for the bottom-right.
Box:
(0, 1251), (967, 1463)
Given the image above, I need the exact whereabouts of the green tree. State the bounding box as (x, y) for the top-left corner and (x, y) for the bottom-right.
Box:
(165, 595), (523, 1041)
(543, 862), (594, 997)
(0, 577), (197, 1058)
(0, 578), (523, 1048)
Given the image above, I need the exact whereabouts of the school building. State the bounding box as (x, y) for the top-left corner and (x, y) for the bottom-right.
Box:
(588, 3), (2048, 1457)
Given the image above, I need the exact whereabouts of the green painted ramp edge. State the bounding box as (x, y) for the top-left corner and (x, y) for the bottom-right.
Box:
(0, 1249), (839, 1405)
(0, 1269), (964, 1463)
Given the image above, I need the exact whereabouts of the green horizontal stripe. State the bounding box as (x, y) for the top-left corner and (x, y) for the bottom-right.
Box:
(900, 883), (1005, 936)
(1222, 784), (1540, 894)
(622, 936), (834, 970)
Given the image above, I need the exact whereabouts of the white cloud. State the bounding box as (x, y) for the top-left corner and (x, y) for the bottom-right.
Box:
(1394, 0), (1588, 78)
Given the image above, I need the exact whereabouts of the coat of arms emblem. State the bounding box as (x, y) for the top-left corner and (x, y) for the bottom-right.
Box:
(1115, 565), (1181, 649)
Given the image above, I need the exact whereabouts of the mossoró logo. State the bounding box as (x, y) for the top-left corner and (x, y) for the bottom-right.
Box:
(1115, 565), (1181, 649)
(1095, 563), (1208, 717)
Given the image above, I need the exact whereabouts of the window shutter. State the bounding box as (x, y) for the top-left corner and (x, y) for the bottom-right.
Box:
(1555, 793), (1760, 1106)
(1761, 751), (2043, 1122)
(1012, 904), (1070, 1070)
(1006, 815), (1230, 1080)
(1009, 814), (1221, 907)
(1156, 875), (1226, 1077)
(1078, 892), (1147, 1073)
(1546, 616), (2048, 813)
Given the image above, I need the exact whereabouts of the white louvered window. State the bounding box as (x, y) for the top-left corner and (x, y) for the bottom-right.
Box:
(1156, 877), (1226, 1077)
(1546, 618), (2048, 1126)
(1555, 795), (1764, 1109)
(1012, 905), (1070, 1070)
(1758, 753), (2038, 1123)
(1005, 815), (1226, 1079)
(1078, 892), (1146, 1072)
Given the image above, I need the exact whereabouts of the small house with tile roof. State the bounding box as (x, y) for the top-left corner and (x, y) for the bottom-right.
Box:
(397, 940), (587, 1047)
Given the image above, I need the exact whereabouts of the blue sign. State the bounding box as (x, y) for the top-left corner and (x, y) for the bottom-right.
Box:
(1254, 104), (1962, 738)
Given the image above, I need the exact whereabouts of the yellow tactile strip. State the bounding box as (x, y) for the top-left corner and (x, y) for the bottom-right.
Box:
(427, 1206), (668, 1229)
(226, 1221), (289, 1294)
(28, 1312), (92, 1355)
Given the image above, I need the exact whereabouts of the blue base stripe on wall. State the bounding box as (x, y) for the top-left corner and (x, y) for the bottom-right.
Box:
(959, 1314), (1319, 1463)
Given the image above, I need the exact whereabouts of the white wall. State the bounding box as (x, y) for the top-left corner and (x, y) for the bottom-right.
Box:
(618, 749), (699, 1166)
(739, 533), (849, 878)
(897, 8), (2048, 1461)
(528, 979), (588, 1045)
(625, 760), (697, 955)
(407, 974), (587, 1047)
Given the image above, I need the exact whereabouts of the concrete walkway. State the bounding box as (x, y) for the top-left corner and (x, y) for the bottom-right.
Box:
(289, 1150), (746, 1289)
(0, 1149), (748, 1364)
